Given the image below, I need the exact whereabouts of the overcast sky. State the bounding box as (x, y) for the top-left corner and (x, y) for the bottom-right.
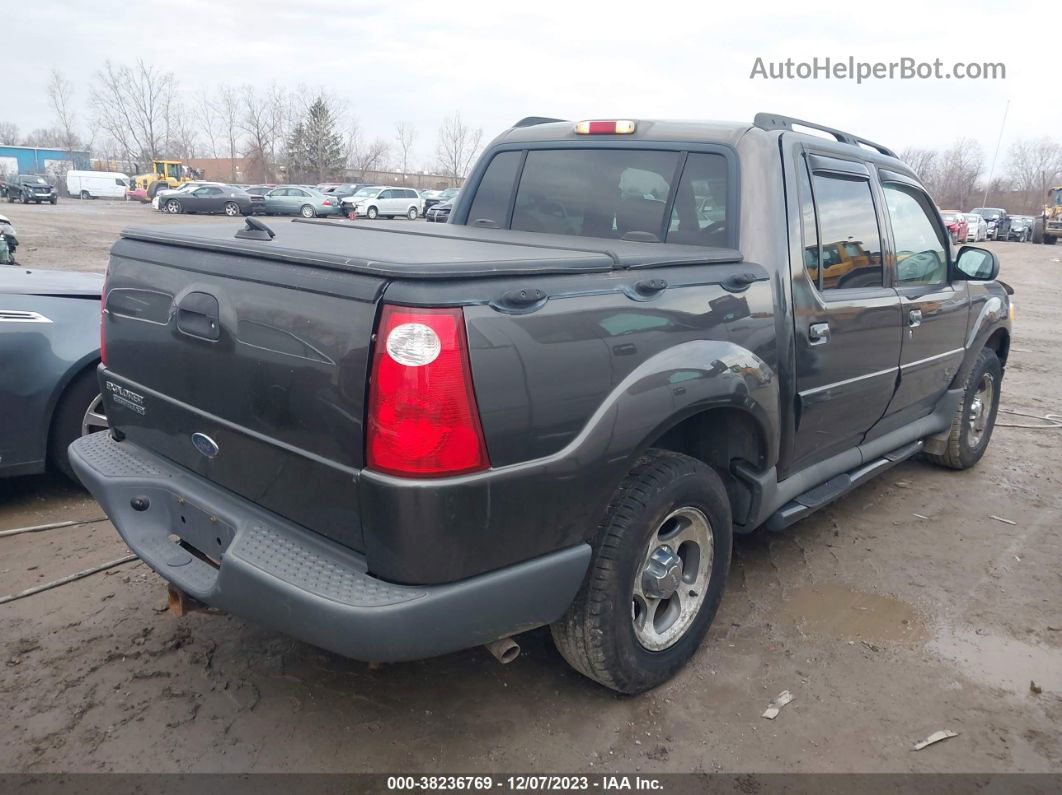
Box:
(7, 0), (1056, 172)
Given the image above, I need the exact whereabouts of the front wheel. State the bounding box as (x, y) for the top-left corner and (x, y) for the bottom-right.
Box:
(80, 190), (90, 200)
(165, 199), (182, 214)
(300, 204), (316, 218)
(551, 450), (732, 694)
(224, 201), (240, 216)
(366, 206), (379, 220)
(924, 347), (1002, 470)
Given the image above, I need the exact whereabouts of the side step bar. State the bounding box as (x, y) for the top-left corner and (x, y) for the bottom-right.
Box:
(764, 440), (923, 532)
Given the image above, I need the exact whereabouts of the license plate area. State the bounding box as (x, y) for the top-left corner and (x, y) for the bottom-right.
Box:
(171, 497), (236, 565)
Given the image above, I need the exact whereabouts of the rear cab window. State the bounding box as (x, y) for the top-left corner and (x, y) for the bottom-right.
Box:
(459, 146), (732, 247)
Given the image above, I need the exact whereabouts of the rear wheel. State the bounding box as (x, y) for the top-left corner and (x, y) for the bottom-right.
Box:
(551, 450), (732, 694)
(407, 206), (419, 220)
(80, 190), (90, 200)
(49, 369), (107, 483)
(924, 347), (1001, 470)
(224, 201), (240, 216)
(300, 204), (316, 218)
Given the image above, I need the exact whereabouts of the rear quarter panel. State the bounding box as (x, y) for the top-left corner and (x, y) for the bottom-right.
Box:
(0, 295), (100, 475)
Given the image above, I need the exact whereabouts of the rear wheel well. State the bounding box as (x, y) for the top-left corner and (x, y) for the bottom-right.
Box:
(650, 407), (767, 527)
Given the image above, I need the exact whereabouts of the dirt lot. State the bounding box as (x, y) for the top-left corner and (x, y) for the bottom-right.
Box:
(1, 199), (1060, 773)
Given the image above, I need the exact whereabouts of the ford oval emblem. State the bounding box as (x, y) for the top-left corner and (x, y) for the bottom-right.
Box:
(191, 432), (220, 458)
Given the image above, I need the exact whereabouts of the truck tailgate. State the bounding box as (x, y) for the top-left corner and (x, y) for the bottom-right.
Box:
(101, 236), (386, 552)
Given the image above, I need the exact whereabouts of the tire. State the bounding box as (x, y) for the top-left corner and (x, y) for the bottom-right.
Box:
(407, 206), (419, 220)
(1032, 220), (1044, 244)
(50, 197), (57, 205)
(300, 204), (315, 218)
(224, 201), (240, 217)
(366, 206), (379, 220)
(1046, 236), (1057, 245)
(924, 347), (1002, 471)
(80, 190), (90, 200)
(49, 368), (107, 483)
(551, 450), (733, 694)
(165, 199), (182, 214)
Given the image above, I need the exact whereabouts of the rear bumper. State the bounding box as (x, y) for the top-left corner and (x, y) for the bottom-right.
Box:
(69, 432), (590, 662)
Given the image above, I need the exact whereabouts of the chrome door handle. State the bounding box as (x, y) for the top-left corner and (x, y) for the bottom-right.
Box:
(809, 322), (831, 345)
(908, 309), (923, 327)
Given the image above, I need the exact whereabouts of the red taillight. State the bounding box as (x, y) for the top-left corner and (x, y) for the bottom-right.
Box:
(323, 200), (333, 206)
(100, 276), (108, 365)
(366, 305), (489, 477)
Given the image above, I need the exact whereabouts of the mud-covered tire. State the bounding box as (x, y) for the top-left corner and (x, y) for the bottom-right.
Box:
(1031, 220), (1044, 244)
(924, 348), (1002, 470)
(550, 450), (732, 694)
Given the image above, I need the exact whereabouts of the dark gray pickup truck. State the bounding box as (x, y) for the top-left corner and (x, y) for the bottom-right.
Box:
(71, 113), (1011, 693)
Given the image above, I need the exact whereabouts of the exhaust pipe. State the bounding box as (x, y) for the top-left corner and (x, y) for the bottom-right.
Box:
(484, 636), (520, 664)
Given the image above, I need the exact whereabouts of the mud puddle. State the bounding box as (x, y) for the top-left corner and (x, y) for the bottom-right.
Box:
(782, 583), (928, 643)
(929, 626), (1062, 698)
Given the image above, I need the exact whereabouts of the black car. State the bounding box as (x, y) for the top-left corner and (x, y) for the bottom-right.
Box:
(6, 174), (58, 205)
(423, 186), (459, 213)
(425, 199), (453, 222)
(970, 207), (1010, 240)
(1006, 215), (1033, 242)
(160, 185), (255, 216)
(73, 113), (1010, 694)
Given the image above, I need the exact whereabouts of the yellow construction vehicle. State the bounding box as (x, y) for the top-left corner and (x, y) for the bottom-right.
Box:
(127, 160), (197, 202)
(1031, 187), (1062, 245)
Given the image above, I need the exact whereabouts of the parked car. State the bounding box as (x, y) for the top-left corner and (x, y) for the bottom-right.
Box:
(341, 186), (422, 219)
(321, 183), (366, 203)
(6, 174), (58, 204)
(160, 185), (256, 216)
(2, 268), (106, 481)
(66, 171), (130, 200)
(939, 211), (968, 245)
(1006, 215), (1034, 242)
(422, 186), (459, 213)
(262, 186), (342, 217)
(964, 212), (988, 242)
(73, 113), (1010, 694)
(970, 207), (1010, 240)
(153, 181), (225, 211)
(425, 198), (453, 222)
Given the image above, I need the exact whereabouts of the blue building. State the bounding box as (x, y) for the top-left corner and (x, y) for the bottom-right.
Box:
(0, 144), (90, 176)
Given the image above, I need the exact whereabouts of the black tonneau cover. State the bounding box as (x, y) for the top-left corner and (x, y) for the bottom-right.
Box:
(119, 218), (742, 279)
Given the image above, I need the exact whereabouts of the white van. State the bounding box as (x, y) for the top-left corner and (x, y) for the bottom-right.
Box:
(66, 171), (130, 200)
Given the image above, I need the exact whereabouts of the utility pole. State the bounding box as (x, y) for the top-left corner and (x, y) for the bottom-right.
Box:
(982, 99), (1010, 207)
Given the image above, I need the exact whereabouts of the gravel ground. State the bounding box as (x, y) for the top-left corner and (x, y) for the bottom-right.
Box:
(1, 199), (1060, 773)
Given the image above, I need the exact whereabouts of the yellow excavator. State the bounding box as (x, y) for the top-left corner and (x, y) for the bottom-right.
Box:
(126, 160), (199, 202)
(1031, 187), (1062, 245)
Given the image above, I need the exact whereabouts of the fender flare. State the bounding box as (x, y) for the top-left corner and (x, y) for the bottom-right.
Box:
(953, 296), (1009, 388)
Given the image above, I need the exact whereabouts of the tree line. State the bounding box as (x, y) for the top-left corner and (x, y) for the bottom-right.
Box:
(901, 136), (1062, 214)
(0, 62), (483, 185)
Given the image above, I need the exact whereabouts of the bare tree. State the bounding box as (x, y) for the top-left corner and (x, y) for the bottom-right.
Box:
(166, 98), (199, 160)
(47, 69), (81, 152)
(196, 88), (224, 160)
(900, 147), (938, 187)
(350, 136), (391, 178)
(0, 121), (19, 145)
(240, 84), (287, 182)
(22, 128), (65, 148)
(91, 60), (177, 167)
(1006, 137), (1062, 212)
(395, 122), (417, 179)
(435, 112), (482, 184)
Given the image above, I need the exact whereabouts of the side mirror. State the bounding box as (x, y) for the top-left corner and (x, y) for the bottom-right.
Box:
(955, 245), (999, 281)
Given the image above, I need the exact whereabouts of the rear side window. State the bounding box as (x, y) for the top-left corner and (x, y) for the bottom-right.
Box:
(810, 173), (883, 290)
(466, 151), (522, 227)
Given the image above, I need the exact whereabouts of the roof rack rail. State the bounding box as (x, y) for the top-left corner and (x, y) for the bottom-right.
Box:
(753, 112), (897, 159)
(512, 116), (567, 128)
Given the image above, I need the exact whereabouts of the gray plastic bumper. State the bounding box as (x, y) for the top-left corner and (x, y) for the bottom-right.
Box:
(69, 432), (590, 662)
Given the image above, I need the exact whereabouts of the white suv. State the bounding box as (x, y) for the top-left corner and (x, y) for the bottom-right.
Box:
(342, 187), (423, 220)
